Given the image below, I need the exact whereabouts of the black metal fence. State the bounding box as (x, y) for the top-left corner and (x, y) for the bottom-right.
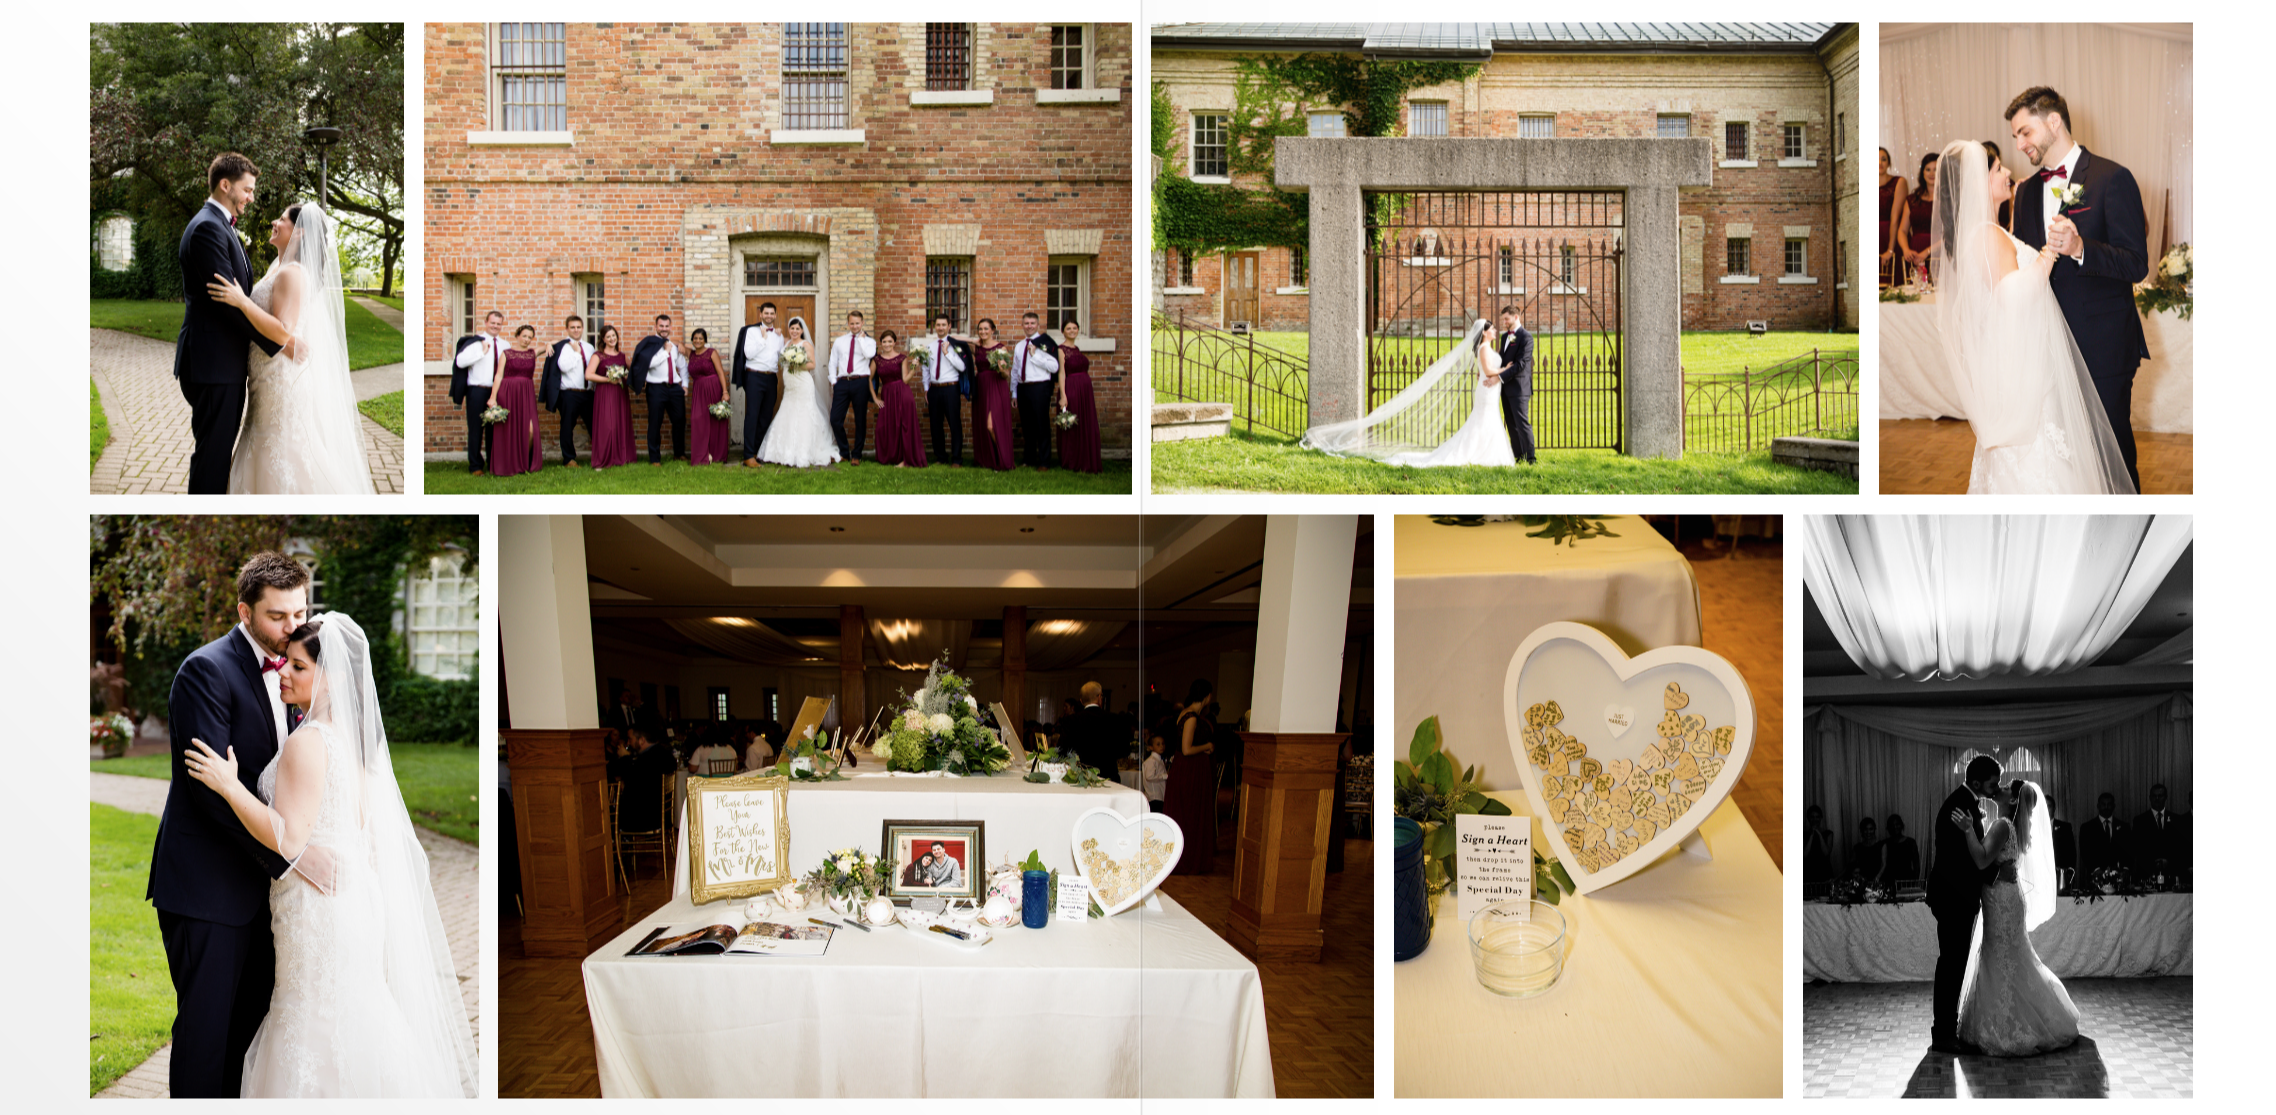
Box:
(1681, 348), (1859, 453)
(1150, 310), (1310, 439)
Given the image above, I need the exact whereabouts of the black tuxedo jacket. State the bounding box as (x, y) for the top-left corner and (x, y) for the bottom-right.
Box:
(631, 335), (678, 389)
(919, 335), (977, 399)
(1927, 786), (1992, 913)
(540, 337), (591, 410)
(2078, 814), (2128, 874)
(1497, 327), (1534, 389)
(449, 333), (493, 405)
(730, 323), (794, 393)
(2129, 809), (2188, 870)
(174, 203), (282, 385)
(2010, 147), (2151, 368)
(1058, 705), (1122, 776)
(148, 629), (294, 926)
(1018, 332), (1061, 387)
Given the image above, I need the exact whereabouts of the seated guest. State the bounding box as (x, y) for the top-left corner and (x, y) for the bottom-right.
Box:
(2078, 791), (2127, 878)
(607, 728), (677, 833)
(1878, 813), (1921, 886)
(2130, 783), (2189, 873)
(742, 726), (776, 771)
(1849, 816), (1882, 882)
(1802, 805), (1834, 884)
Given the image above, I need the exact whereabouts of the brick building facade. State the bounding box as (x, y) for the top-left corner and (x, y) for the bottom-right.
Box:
(1152, 23), (1859, 333)
(423, 23), (1133, 463)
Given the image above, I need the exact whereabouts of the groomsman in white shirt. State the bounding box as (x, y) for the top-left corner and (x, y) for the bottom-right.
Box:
(630, 313), (688, 465)
(449, 309), (506, 474)
(542, 313), (595, 468)
(826, 309), (878, 462)
(920, 313), (970, 466)
(1012, 311), (1061, 470)
(731, 301), (785, 467)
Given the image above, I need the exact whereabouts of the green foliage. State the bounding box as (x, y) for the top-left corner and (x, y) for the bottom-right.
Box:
(2135, 242), (2192, 319)
(358, 390), (405, 437)
(1020, 848), (1047, 874)
(90, 805), (170, 1095)
(90, 297), (405, 370)
(382, 674), (478, 745)
(1150, 81), (1181, 163)
(1392, 716), (1575, 907)
(1157, 175), (1309, 254)
(1226, 67), (1310, 177)
(1246, 54), (1481, 139)
(91, 379), (111, 472)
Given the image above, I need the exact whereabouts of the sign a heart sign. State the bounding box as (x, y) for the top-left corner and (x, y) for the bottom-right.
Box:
(1502, 622), (1754, 895)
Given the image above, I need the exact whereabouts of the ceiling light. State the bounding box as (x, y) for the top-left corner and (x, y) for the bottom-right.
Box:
(713, 617), (753, 627)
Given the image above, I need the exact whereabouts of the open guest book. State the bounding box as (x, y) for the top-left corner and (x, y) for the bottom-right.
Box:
(626, 920), (836, 957)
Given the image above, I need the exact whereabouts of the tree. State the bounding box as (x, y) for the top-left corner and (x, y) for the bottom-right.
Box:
(304, 23), (405, 294)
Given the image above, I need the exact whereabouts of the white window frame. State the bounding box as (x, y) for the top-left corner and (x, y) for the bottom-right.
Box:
(1518, 115), (1554, 139)
(451, 275), (477, 337)
(1656, 114), (1690, 138)
(1276, 244), (1309, 295)
(1038, 24), (1117, 104)
(1190, 112), (1229, 181)
(1779, 236), (1819, 284)
(575, 273), (606, 349)
(1779, 121), (1817, 168)
(1308, 112), (1346, 138)
(1045, 255), (1091, 337)
(407, 553), (479, 681)
(1408, 100), (1448, 137)
(1720, 119), (1756, 168)
(470, 24), (574, 146)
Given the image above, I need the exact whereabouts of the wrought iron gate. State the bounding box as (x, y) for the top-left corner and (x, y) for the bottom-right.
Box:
(1364, 191), (1625, 450)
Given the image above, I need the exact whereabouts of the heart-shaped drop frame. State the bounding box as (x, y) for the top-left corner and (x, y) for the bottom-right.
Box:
(1069, 807), (1184, 916)
(1503, 622), (1753, 895)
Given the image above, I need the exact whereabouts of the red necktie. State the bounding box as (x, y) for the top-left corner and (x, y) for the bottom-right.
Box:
(2039, 165), (2069, 182)
(261, 656), (286, 674)
(847, 336), (857, 378)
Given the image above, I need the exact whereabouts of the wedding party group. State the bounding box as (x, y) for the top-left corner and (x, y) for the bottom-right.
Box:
(448, 305), (1104, 478)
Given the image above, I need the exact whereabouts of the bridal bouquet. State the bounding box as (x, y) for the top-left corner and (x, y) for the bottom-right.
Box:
(781, 344), (812, 374)
(987, 348), (1012, 380)
(872, 657), (1010, 776)
(708, 400), (733, 420)
(1053, 411), (1078, 430)
(805, 846), (894, 904)
(480, 404), (510, 425)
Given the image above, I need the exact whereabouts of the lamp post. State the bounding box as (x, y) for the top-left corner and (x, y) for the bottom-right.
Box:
(303, 126), (343, 208)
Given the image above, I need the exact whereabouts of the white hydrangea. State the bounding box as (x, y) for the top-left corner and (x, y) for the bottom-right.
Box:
(902, 709), (924, 731)
(928, 712), (955, 734)
(966, 695), (979, 711)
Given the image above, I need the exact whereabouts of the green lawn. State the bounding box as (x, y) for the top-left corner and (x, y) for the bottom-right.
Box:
(93, 742), (476, 844)
(424, 458), (1134, 495)
(91, 379), (111, 472)
(359, 390), (405, 437)
(91, 298), (404, 370)
(1152, 427), (1857, 494)
(1191, 328), (1853, 374)
(91, 804), (170, 1095)
(360, 292), (405, 311)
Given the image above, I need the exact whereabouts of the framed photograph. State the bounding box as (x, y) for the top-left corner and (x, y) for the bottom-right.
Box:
(880, 819), (986, 905)
(685, 771), (793, 905)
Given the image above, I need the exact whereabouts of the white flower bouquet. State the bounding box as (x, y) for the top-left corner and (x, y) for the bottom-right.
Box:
(708, 400), (733, 420)
(986, 348), (1012, 380)
(480, 404), (510, 425)
(781, 343), (812, 374)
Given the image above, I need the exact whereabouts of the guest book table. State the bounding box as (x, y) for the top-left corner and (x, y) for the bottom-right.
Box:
(583, 889), (1274, 1097)
(1395, 515), (1701, 792)
(1880, 296), (2192, 433)
(1394, 792), (1782, 1097)
(1803, 893), (2192, 982)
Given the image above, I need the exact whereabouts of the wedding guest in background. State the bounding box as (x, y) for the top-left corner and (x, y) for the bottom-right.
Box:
(870, 329), (927, 467)
(1850, 816), (1882, 881)
(2130, 783), (2189, 874)
(1012, 311), (1061, 470)
(2051, 810), (2077, 889)
(1879, 813), (1921, 885)
(631, 313), (687, 465)
(1165, 679), (1220, 875)
(542, 314), (595, 468)
(827, 309), (878, 462)
(587, 325), (635, 469)
(1055, 318), (1101, 473)
(1142, 735), (1169, 811)
(1060, 683), (1117, 777)
(687, 328), (732, 466)
(732, 301), (783, 469)
(741, 725), (775, 771)
(2078, 791), (2127, 878)
(450, 309), (505, 474)
(1903, 153), (1936, 282)
(920, 313), (970, 465)
(967, 318), (1016, 471)
(1879, 148), (1906, 286)
(489, 324), (544, 478)
(608, 727), (676, 834)
(1803, 804), (1834, 884)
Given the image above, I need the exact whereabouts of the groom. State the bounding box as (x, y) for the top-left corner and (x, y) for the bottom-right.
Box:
(2006, 86), (2152, 490)
(147, 552), (333, 1096)
(1927, 754), (2003, 1054)
(1495, 306), (1537, 465)
(175, 153), (284, 494)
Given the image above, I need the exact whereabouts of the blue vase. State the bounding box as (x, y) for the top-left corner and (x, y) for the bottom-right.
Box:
(1393, 816), (1431, 961)
(1022, 870), (1050, 928)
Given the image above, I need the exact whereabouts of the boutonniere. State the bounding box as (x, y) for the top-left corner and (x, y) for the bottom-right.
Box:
(2051, 181), (2086, 213)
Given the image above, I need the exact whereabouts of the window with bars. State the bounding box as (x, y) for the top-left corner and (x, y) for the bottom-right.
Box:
(450, 276), (476, 336)
(1656, 114), (1689, 138)
(1192, 114), (1228, 177)
(1724, 121), (1749, 160)
(925, 24), (971, 91)
(1559, 245), (1577, 285)
(1290, 245), (1307, 287)
(493, 23), (567, 131)
(1308, 112), (1346, 138)
(926, 257), (972, 329)
(1785, 238), (1807, 275)
(575, 275), (605, 347)
(783, 23), (850, 130)
(1784, 123), (1805, 160)
(407, 553), (479, 680)
(1046, 258), (1087, 330)
(1728, 237), (1752, 275)
(1175, 249), (1194, 287)
(1409, 101), (1447, 137)
(1519, 115), (1553, 139)
(744, 257), (817, 288)
(1049, 25), (1087, 90)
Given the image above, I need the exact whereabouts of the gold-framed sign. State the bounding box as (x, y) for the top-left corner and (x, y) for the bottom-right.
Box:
(685, 771), (793, 905)
(991, 701), (1028, 766)
(785, 695), (832, 749)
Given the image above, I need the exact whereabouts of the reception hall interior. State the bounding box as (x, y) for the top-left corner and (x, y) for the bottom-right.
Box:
(495, 514), (1371, 1098)
(1877, 22), (2193, 494)
(1801, 515), (2192, 1099)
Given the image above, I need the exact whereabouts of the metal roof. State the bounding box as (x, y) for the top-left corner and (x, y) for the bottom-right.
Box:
(1151, 22), (1840, 55)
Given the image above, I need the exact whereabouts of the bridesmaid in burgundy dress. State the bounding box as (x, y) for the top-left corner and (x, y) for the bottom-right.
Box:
(1163, 679), (1220, 875)
(687, 328), (731, 466)
(490, 324), (544, 477)
(1054, 318), (1101, 473)
(588, 325), (637, 469)
(1903, 153), (1937, 283)
(1879, 147), (1906, 286)
(870, 330), (927, 467)
(966, 318), (1017, 471)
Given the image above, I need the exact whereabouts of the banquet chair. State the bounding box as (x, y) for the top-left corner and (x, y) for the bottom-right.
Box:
(1344, 754), (1375, 840)
(1803, 881), (1833, 901)
(706, 757), (738, 775)
(612, 780), (669, 888)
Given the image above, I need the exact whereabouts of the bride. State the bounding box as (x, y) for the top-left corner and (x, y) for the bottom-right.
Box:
(179, 614), (475, 1096)
(207, 203), (375, 494)
(1945, 779), (2081, 1057)
(1299, 319), (1514, 467)
(755, 316), (842, 467)
(1931, 140), (2132, 494)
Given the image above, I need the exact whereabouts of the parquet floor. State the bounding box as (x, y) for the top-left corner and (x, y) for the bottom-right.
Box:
(1684, 534), (1785, 871)
(1878, 419), (2192, 494)
(1803, 977), (2191, 1097)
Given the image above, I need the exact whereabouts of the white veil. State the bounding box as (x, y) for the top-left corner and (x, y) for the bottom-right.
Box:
(255, 202), (373, 494)
(787, 316), (829, 418)
(1299, 319), (1495, 460)
(311, 614), (478, 1097)
(1931, 141), (2132, 494)
(2010, 779), (2058, 932)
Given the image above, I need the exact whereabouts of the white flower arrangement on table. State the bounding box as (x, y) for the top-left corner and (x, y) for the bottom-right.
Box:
(780, 343), (812, 374)
(707, 400), (733, 420)
(805, 846), (895, 904)
(871, 656), (1009, 776)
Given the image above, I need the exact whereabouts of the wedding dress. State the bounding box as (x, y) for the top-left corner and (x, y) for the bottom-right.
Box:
(228, 205), (375, 495)
(1955, 781), (2080, 1057)
(1299, 319), (1515, 466)
(240, 615), (475, 1096)
(755, 319), (842, 467)
(1931, 141), (2131, 495)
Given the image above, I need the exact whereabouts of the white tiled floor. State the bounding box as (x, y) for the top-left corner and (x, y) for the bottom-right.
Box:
(1803, 977), (2192, 1098)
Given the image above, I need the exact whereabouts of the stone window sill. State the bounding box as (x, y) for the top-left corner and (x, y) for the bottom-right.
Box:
(1778, 275), (1820, 285)
(771, 129), (866, 146)
(1836, 281), (1850, 290)
(1074, 338), (1118, 352)
(468, 130), (573, 146)
(1274, 286), (1308, 295)
(1836, 152), (1849, 162)
(1779, 158), (1819, 168)
(1162, 286), (1206, 296)
(1719, 275), (1761, 285)
(911, 90), (994, 107)
(1038, 88), (1120, 105)
(1719, 159), (1757, 169)
(1190, 175), (1231, 185)
(1548, 284), (1588, 296)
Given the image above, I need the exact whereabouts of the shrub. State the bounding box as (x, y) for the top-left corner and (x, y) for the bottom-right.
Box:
(383, 673), (477, 744)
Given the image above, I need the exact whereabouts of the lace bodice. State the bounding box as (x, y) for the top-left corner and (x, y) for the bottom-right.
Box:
(257, 717), (363, 856)
(247, 266), (291, 376)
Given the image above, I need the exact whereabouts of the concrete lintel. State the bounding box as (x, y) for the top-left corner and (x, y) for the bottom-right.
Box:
(1273, 136), (1714, 192)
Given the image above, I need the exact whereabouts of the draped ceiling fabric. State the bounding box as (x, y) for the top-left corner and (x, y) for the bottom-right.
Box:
(1022, 620), (1128, 673)
(662, 617), (828, 666)
(1803, 516), (2191, 681)
(1881, 23), (2193, 247)
(866, 618), (973, 672)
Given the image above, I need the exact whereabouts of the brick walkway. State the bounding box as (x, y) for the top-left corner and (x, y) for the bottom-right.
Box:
(349, 295), (405, 330)
(90, 772), (479, 1098)
(89, 329), (405, 495)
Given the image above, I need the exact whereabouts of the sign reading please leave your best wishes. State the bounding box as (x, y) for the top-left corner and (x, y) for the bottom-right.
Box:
(1455, 813), (1532, 921)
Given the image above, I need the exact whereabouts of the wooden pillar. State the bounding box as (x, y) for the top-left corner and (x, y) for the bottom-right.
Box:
(506, 727), (618, 957)
(1002, 605), (1027, 736)
(1229, 730), (1347, 960)
(839, 605), (866, 738)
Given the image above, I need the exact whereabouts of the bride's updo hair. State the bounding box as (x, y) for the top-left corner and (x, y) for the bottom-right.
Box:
(286, 619), (325, 664)
(284, 203), (304, 224)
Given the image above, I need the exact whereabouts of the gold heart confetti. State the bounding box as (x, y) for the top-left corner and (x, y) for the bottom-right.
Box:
(1523, 684), (1737, 877)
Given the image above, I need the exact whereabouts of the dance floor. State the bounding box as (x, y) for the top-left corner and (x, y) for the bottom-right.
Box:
(1802, 977), (2192, 1098)
(1877, 419), (2193, 494)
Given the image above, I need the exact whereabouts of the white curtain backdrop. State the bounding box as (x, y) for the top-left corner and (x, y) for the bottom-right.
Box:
(1880, 22), (2192, 248)
(1803, 515), (2191, 681)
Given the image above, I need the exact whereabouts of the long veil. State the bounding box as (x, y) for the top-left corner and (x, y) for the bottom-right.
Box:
(788, 316), (829, 418)
(1300, 319), (1490, 460)
(1931, 141), (2132, 494)
(314, 614), (478, 1096)
(266, 203), (374, 494)
(2013, 780), (2058, 932)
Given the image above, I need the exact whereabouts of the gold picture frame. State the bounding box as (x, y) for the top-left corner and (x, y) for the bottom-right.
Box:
(685, 770), (794, 905)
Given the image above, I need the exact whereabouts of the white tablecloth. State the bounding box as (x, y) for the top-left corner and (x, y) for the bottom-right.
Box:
(1802, 893), (2192, 982)
(673, 770), (1148, 895)
(1394, 515), (1701, 793)
(584, 890), (1274, 1097)
(1395, 793), (1782, 1097)
(1879, 297), (2192, 433)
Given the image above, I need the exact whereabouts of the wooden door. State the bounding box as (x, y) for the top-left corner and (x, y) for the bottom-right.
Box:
(746, 294), (815, 337)
(1225, 251), (1260, 326)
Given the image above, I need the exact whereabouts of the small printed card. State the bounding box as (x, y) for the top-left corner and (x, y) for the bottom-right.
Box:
(1455, 813), (1532, 922)
(1055, 876), (1093, 924)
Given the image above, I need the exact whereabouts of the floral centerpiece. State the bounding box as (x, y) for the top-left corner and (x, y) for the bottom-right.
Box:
(805, 846), (895, 909)
(774, 727), (847, 781)
(2136, 242), (2191, 319)
(91, 712), (133, 759)
(708, 399), (733, 420)
(871, 656), (1011, 776)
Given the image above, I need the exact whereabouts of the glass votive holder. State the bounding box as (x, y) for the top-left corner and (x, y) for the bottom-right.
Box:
(1466, 898), (1569, 998)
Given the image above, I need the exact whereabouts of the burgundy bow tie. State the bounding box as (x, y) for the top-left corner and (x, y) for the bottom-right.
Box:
(261, 656), (286, 674)
(2039, 165), (2070, 182)
(228, 214), (239, 227)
